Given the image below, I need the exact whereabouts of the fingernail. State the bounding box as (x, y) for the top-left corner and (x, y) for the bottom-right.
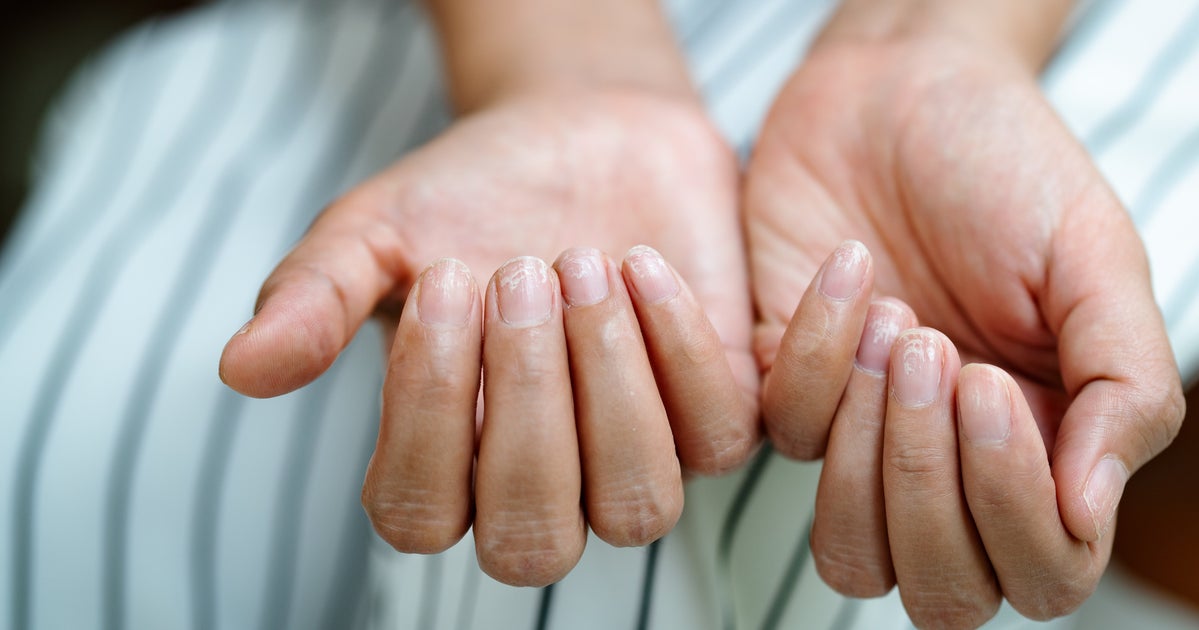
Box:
(892, 330), (942, 407)
(1084, 456), (1129, 540)
(855, 301), (904, 374)
(959, 365), (1011, 444)
(819, 240), (868, 300)
(418, 258), (474, 327)
(624, 245), (679, 304)
(556, 248), (609, 307)
(495, 257), (553, 327)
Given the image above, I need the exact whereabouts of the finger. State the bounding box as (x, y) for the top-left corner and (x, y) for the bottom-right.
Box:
(958, 364), (1108, 620)
(361, 259), (481, 554)
(554, 248), (683, 547)
(474, 257), (585, 587)
(812, 298), (915, 597)
(622, 245), (758, 475)
(762, 240), (874, 460)
(1046, 207), (1185, 542)
(884, 329), (1000, 628)
(219, 189), (410, 397)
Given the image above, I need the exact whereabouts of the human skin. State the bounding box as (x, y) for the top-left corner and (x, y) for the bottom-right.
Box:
(219, 0), (760, 587)
(749, 0), (1186, 626)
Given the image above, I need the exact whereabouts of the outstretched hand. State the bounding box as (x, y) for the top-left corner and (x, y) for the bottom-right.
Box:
(746, 38), (1184, 625)
(219, 90), (760, 586)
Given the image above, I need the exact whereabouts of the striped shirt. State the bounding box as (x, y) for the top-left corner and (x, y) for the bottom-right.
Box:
(0, 0), (1196, 629)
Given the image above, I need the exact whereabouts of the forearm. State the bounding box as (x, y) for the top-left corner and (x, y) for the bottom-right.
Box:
(814, 0), (1076, 71)
(423, 0), (695, 113)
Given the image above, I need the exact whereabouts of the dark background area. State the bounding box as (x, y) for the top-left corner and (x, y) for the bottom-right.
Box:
(0, 0), (197, 251)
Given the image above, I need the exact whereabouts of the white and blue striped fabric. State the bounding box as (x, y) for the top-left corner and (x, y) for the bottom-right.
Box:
(0, 1), (1196, 629)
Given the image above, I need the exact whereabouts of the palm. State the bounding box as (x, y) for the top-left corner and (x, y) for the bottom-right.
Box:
(356, 91), (752, 366)
(746, 44), (1136, 437)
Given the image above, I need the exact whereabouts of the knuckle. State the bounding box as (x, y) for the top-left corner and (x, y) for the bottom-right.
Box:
(764, 411), (827, 462)
(811, 539), (894, 598)
(682, 425), (759, 474)
(1011, 576), (1095, 621)
(588, 482), (683, 547)
(476, 516), (584, 587)
(903, 589), (1000, 630)
(361, 481), (465, 554)
(886, 443), (951, 482)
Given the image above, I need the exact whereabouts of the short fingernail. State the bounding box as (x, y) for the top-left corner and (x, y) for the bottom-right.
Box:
(959, 365), (1011, 444)
(495, 256), (554, 327)
(892, 330), (942, 407)
(1084, 456), (1129, 540)
(855, 300), (904, 374)
(556, 248), (609, 307)
(819, 240), (869, 300)
(418, 258), (474, 327)
(624, 245), (679, 304)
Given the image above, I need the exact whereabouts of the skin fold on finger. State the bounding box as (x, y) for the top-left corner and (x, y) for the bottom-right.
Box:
(362, 259), (482, 555)
(554, 248), (683, 547)
(219, 195), (411, 398)
(883, 328), (1001, 629)
(474, 257), (586, 587)
(762, 240), (875, 461)
(958, 364), (1108, 620)
(812, 298), (916, 597)
(622, 245), (759, 475)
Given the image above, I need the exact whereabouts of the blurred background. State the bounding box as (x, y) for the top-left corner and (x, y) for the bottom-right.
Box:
(0, 0), (197, 250)
(1, 1), (1194, 628)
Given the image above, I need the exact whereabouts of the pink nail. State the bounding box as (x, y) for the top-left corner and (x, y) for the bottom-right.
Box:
(891, 330), (942, 407)
(819, 240), (868, 300)
(958, 365), (1012, 444)
(1084, 457), (1129, 540)
(495, 257), (553, 327)
(855, 301), (904, 374)
(418, 258), (474, 327)
(556, 248), (609, 307)
(624, 245), (679, 304)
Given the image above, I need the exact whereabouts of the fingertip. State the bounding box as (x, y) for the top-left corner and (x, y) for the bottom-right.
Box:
(218, 304), (337, 398)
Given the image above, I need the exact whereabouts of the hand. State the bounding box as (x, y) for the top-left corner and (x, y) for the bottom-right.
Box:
(219, 89), (759, 586)
(745, 35), (1185, 626)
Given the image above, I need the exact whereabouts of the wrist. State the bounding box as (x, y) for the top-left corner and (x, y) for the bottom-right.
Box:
(811, 0), (1075, 74)
(425, 0), (697, 114)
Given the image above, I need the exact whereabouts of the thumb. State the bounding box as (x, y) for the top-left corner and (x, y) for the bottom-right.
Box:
(1047, 202), (1185, 542)
(219, 186), (413, 397)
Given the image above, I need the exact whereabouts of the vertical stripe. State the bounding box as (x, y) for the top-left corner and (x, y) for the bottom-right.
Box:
(101, 10), (338, 630)
(534, 584), (556, 630)
(716, 445), (775, 630)
(701, 1), (814, 97)
(1083, 3), (1199, 154)
(1132, 122), (1199, 224)
(8, 7), (257, 629)
(190, 388), (242, 630)
(635, 539), (663, 630)
(258, 361), (347, 630)
(828, 598), (862, 630)
(758, 514), (814, 630)
(1041, 0), (1124, 86)
(0, 27), (162, 349)
(453, 546), (481, 630)
(415, 553), (445, 630)
(319, 389), (385, 630)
